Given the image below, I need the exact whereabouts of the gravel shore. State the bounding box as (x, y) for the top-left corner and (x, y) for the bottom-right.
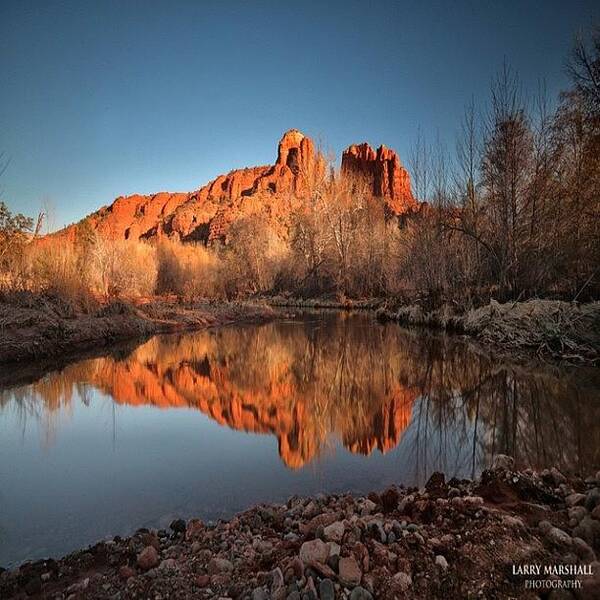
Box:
(2, 457), (599, 599)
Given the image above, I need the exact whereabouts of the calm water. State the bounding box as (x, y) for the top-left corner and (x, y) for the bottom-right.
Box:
(1, 311), (599, 567)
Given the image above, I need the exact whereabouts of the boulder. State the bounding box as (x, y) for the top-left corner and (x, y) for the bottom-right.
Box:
(136, 546), (159, 571)
(338, 555), (362, 587)
(341, 142), (416, 214)
(299, 539), (329, 565)
(207, 557), (234, 575)
(323, 521), (345, 543)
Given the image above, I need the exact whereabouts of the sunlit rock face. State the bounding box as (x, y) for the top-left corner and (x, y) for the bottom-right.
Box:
(341, 143), (416, 214)
(54, 129), (326, 245)
(51, 130), (418, 245)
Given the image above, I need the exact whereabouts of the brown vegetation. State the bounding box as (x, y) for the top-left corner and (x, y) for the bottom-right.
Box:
(0, 30), (598, 352)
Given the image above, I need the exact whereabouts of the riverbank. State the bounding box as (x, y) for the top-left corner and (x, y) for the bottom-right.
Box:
(269, 296), (600, 366)
(0, 292), (275, 364)
(1, 459), (599, 599)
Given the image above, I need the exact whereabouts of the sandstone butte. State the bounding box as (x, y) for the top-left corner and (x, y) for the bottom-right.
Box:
(55, 129), (417, 245)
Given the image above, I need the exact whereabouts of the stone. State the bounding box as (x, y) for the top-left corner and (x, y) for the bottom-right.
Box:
(369, 521), (387, 543)
(491, 454), (514, 471)
(185, 519), (204, 540)
(118, 566), (136, 580)
(252, 588), (269, 600)
(349, 586), (373, 600)
(538, 520), (553, 534)
(425, 472), (446, 494)
(66, 577), (89, 594)
(299, 539), (329, 565)
(327, 542), (341, 557)
(572, 537), (596, 562)
(341, 143), (416, 214)
(136, 546), (159, 571)
(159, 558), (177, 571)
(360, 499), (377, 516)
(567, 506), (587, 522)
(565, 493), (586, 507)
(435, 555), (449, 569)
(306, 560), (336, 579)
(271, 567), (285, 592)
(501, 515), (525, 528)
(338, 555), (362, 587)
(573, 516), (600, 546)
(585, 488), (600, 511)
(299, 513), (338, 536)
(592, 505), (600, 520)
(380, 487), (400, 512)
(545, 526), (572, 546)
(327, 554), (340, 573)
(392, 571), (412, 592)
(462, 496), (484, 507)
(319, 578), (335, 600)
(140, 532), (160, 550)
(170, 518), (186, 534)
(254, 539), (274, 554)
(549, 467), (567, 486)
(323, 521), (345, 543)
(207, 557), (234, 575)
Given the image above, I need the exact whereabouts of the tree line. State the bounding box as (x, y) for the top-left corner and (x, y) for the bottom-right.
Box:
(1, 29), (599, 308)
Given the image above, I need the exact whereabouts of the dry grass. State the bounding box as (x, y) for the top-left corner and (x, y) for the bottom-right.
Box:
(462, 300), (600, 363)
(377, 299), (600, 365)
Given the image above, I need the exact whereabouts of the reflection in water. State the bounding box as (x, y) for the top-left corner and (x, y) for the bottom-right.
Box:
(2, 312), (599, 475)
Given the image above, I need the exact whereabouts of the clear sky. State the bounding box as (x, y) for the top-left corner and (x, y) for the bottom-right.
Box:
(1, 0), (598, 230)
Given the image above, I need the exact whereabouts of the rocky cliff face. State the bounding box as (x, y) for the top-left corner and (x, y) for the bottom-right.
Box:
(59, 130), (415, 244)
(341, 143), (416, 214)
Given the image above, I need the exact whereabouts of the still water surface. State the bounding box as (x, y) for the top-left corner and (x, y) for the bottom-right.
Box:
(1, 311), (599, 567)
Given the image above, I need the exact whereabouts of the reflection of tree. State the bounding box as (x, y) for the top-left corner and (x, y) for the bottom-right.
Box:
(1, 313), (599, 474)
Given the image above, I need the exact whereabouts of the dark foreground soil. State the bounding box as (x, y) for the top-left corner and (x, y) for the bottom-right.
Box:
(0, 292), (275, 364)
(2, 458), (599, 599)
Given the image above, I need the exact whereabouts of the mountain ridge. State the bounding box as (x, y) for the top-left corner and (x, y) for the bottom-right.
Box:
(57, 130), (417, 244)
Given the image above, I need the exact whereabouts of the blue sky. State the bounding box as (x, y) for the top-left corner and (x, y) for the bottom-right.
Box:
(1, 0), (598, 230)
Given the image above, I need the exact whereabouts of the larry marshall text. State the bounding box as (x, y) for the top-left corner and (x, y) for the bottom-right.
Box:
(512, 564), (594, 576)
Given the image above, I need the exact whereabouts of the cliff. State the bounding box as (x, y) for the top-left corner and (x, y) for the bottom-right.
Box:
(58, 130), (416, 244)
(341, 142), (416, 214)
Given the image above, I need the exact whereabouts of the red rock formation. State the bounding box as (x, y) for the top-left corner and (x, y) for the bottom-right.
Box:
(341, 142), (416, 214)
(55, 129), (324, 244)
(54, 130), (416, 245)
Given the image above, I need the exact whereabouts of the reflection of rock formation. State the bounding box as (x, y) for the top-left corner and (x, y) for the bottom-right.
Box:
(13, 325), (417, 468)
(3, 314), (600, 473)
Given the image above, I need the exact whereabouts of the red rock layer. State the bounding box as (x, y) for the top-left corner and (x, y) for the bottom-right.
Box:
(56, 130), (322, 245)
(54, 131), (416, 245)
(341, 143), (416, 214)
